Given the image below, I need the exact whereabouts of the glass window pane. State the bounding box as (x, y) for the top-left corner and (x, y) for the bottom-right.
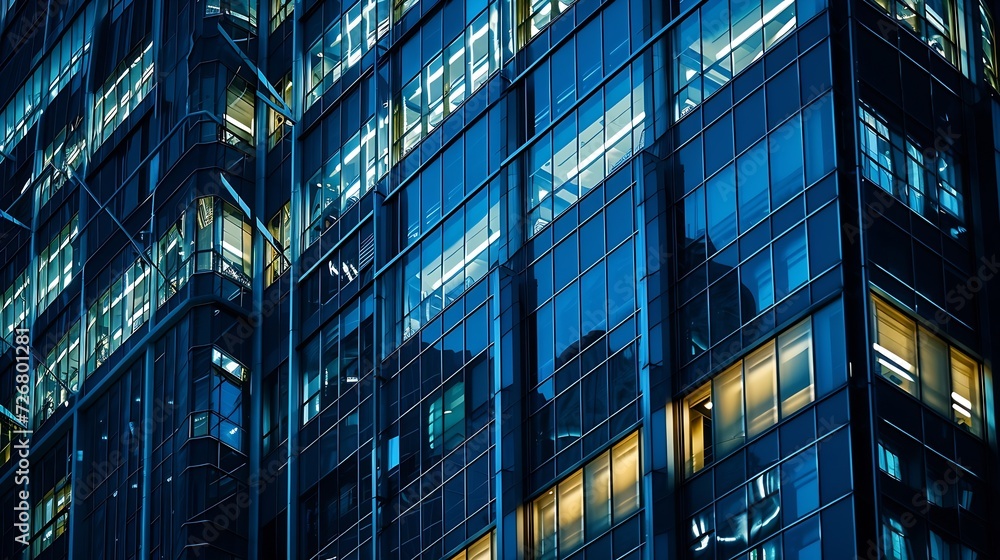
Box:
(745, 342), (778, 437)
(773, 225), (808, 300)
(706, 164), (737, 251)
(873, 298), (918, 397)
(747, 467), (781, 544)
(685, 383), (713, 475)
(584, 451), (612, 537)
(784, 514), (821, 560)
(918, 328), (950, 418)
(813, 300), (847, 397)
(558, 470), (584, 553)
(950, 349), (982, 436)
(534, 489), (557, 559)
(804, 93), (835, 184)
(778, 318), (814, 417)
(769, 114), (804, 208)
(782, 448), (819, 522)
(738, 140), (769, 232)
(741, 248), (773, 323)
(611, 432), (640, 520)
(713, 363), (744, 458)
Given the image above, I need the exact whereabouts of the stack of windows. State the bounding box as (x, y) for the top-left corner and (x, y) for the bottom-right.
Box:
(92, 41), (156, 149)
(34, 321), (81, 427)
(305, 0), (382, 110)
(870, 0), (961, 66)
(531, 432), (641, 559)
(36, 216), (79, 313)
(1, 270), (30, 339)
(871, 295), (984, 437)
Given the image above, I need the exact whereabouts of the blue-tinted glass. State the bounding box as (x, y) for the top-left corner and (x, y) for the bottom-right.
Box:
(738, 140), (769, 232)
(422, 158), (442, 230)
(735, 88), (766, 154)
(607, 240), (635, 328)
(603, 0), (630, 70)
(819, 428), (852, 502)
(706, 164), (737, 252)
(714, 487), (747, 558)
(679, 291), (708, 360)
(554, 233), (578, 292)
(773, 225), (807, 299)
(465, 117), (489, 193)
(807, 202), (838, 274)
(531, 253), (553, 309)
(676, 137), (704, 196)
(681, 187), (706, 271)
(766, 64), (799, 130)
(580, 262), (607, 337)
(577, 18), (602, 92)
(534, 303), (554, 383)
(443, 142), (464, 214)
(401, 180), (420, 247)
(782, 448), (819, 522)
(605, 191), (633, 250)
(812, 299), (846, 396)
(704, 113), (734, 176)
(688, 508), (715, 559)
(579, 213), (605, 272)
(783, 515), (821, 560)
(746, 430), (779, 476)
(741, 248), (772, 322)
(709, 271), (740, 344)
(804, 96), (835, 187)
(529, 60), (551, 134)
(552, 39), (577, 119)
(799, 40), (831, 104)
(822, 498), (855, 559)
(769, 115), (803, 208)
(555, 281), (580, 367)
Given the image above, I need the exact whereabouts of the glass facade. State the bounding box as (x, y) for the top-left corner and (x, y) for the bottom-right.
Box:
(2, 1), (1000, 560)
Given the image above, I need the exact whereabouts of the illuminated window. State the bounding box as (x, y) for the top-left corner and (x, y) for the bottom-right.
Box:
(872, 295), (984, 436)
(157, 214), (189, 305)
(265, 202), (291, 287)
(206, 0), (258, 29)
(683, 317), (819, 476)
(193, 198), (253, 286)
(1, 269), (30, 339)
(36, 215), (79, 313)
(31, 475), (71, 557)
(37, 123), (86, 209)
(672, 0), (821, 120)
(532, 432), (640, 558)
(393, 4), (499, 160)
(305, 0), (380, 110)
(33, 321), (81, 427)
(858, 102), (964, 223)
(92, 41), (155, 149)
(85, 257), (151, 376)
(267, 74), (293, 149)
(877, 443), (902, 480)
(271, 0), (293, 30)
(224, 77), (256, 148)
(881, 516), (911, 560)
(192, 347), (246, 451)
(521, 0), (575, 42)
(871, 0), (959, 66)
(448, 531), (495, 560)
(982, 1), (998, 90)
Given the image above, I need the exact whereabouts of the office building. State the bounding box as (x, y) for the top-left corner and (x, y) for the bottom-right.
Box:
(0, 0), (999, 558)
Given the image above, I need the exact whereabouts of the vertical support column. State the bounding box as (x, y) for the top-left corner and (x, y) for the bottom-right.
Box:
(492, 266), (522, 560)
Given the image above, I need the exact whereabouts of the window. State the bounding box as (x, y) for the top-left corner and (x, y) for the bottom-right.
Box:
(224, 77), (256, 148)
(449, 531), (495, 560)
(193, 347), (246, 451)
(526, 67), (644, 236)
(92, 41), (155, 148)
(271, 0), (293, 30)
(881, 515), (912, 560)
(2, 269), (30, 339)
(858, 102), (965, 223)
(85, 257), (151, 376)
(207, 0), (258, 28)
(982, 1), (998, 90)
(265, 202), (291, 287)
(267, 74), (293, 149)
(393, 4), (499, 159)
(36, 216), (79, 313)
(683, 316), (822, 476)
(878, 443), (902, 480)
(672, 0), (820, 120)
(872, 295), (984, 436)
(532, 432), (640, 558)
(871, 0), (959, 66)
(37, 123), (87, 209)
(157, 214), (189, 305)
(302, 117), (379, 246)
(33, 321), (81, 427)
(192, 198), (253, 286)
(522, 0), (576, 42)
(31, 475), (71, 557)
(305, 0), (381, 109)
